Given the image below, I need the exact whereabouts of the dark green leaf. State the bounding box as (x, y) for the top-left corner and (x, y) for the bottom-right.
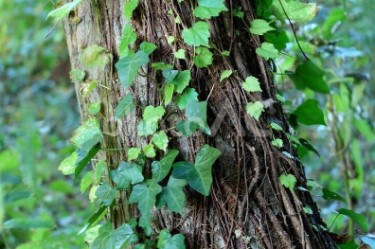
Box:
(322, 188), (346, 203)
(110, 162), (144, 189)
(338, 208), (369, 233)
(152, 150), (179, 182)
(156, 176), (187, 214)
(292, 99), (326, 125)
(115, 94), (135, 119)
(91, 222), (138, 249)
(95, 182), (118, 206)
(162, 69), (179, 83)
(116, 51), (150, 88)
(177, 88), (199, 110)
(171, 70), (191, 93)
(157, 229), (186, 249)
(176, 101), (211, 136)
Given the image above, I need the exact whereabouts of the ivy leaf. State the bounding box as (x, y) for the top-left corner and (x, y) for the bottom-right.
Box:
(164, 84), (174, 106)
(129, 180), (162, 234)
(152, 150), (179, 182)
(182, 22), (210, 47)
(249, 19), (275, 35)
(172, 145), (221, 196)
(115, 94), (135, 119)
(193, 47), (213, 68)
(80, 45), (111, 71)
(152, 62), (173, 71)
(137, 120), (158, 136)
(162, 69), (179, 83)
(128, 147), (142, 161)
(156, 176), (187, 214)
(271, 138), (283, 148)
(292, 99), (326, 125)
(338, 208), (369, 233)
(119, 24), (137, 57)
(157, 229), (186, 249)
(116, 51), (149, 88)
(91, 222), (138, 249)
(246, 101), (264, 121)
(95, 182), (118, 206)
(152, 131), (169, 152)
(143, 106), (165, 122)
(70, 68), (85, 81)
(177, 88), (199, 110)
(47, 0), (83, 21)
(220, 70), (233, 82)
(140, 41), (157, 55)
(242, 76), (262, 92)
(288, 60), (329, 93)
(193, 0), (228, 19)
(171, 70), (191, 93)
(80, 171), (93, 193)
(270, 122), (283, 131)
(256, 42), (279, 60)
(271, 0), (318, 24)
(71, 118), (103, 154)
(88, 102), (101, 115)
(143, 144), (156, 158)
(279, 174), (297, 191)
(124, 0), (139, 19)
(110, 162), (144, 189)
(176, 101), (211, 136)
(174, 49), (186, 59)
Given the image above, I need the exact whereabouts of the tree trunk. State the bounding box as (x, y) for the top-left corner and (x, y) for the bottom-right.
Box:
(63, 0), (337, 248)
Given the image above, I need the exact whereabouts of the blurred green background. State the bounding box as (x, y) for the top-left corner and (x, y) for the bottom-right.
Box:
(0, 0), (374, 248)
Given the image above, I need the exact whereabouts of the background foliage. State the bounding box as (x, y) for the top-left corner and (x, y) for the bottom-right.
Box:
(0, 0), (373, 248)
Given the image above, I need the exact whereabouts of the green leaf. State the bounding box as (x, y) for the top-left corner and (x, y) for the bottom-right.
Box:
(143, 144), (156, 158)
(157, 229), (186, 249)
(220, 70), (233, 82)
(303, 206), (313, 215)
(271, 138), (283, 148)
(128, 147), (142, 161)
(70, 68), (85, 81)
(47, 0), (83, 21)
(176, 101), (211, 136)
(174, 49), (186, 59)
(152, 62), (173, 71)
(116, 51), (150, 88)
(177, 88), (199, 110)
(172, 145), (221, 196)
(91, 222), (138, 249)
(249, 19), (275, 35)
(264, 30), (289, 50)
(58, 151), (79, 175)
(193, 47), (213, 68)
(129, 180), (162, 234)
(182, 21), (211, 47)
(80, 45), (111, 71)
(75, 145), (101, 179)
(119, 24), (137, 57)
(246, 101), (264, 121)
(279, 174), (297, 191)
(156, 177), (187, 214)
(143, 106), (165, 122)
(193, 0), (228, 19)
(95, 182), (118, 206)
(292, 99), (326, 125)
(3, 218), (54, 229)
(152, 131), (169, 152)
(270, 122), (283, 131)
(137, 120), (158, 136)
(115, 94), (135, 119)
(163, 69), (179, 83)
(338, 208), (369, 233)
(81, 171), (94, 193)
(288, 60), (329, 93)
(322, 188), (346, 203)
(94, 160), (106, 184)
(152, 150), (179, 182)
(71, 118), (103, 153)
(272, 0), (317, 24)
(124, 0), (139, 19)
(88, 102), (101, 115)
(171, 70), (191, 93)
(0, 150), (19, 172)
(256, 42), (279, 60)
(167, 36), (175, 45)
(164, 84), (174, 106)
(140, 41), (157, 55)
(242, 76), (262, 92)
(110, 162), (144, 189)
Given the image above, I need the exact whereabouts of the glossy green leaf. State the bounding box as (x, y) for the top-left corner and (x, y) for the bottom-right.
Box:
(193, 0), (227, 19)
(176, 101), (211, 136)
(116, 51), (150, 88)
(156, 177), (187, 214)
(249, 19), (275, 35)
(95, 182), (118, 206)
(256, 42), (279, 60)
(289, 60), (329, 93)
(193, 47), (213, 68)
(91, 222), (138, 249)
(322, 188), (346, 203)
(171, 70), (191, 93)
(152, 150), (179, 182)
(292, 99), (326, 125)
(338, 208), (369, 233)
(177, 88), (199, 110)
(172, 145), (221, 196)
(47, 0), (83, 21)
(152, 131), (169, 152)
(279, 174), (297, 191)
(271, 0), (317, 24)
(182, 22), (210, 47)
(246, 101), (264, 121)
(242, 76), (262, 92)
(157, 229), (186, 249)
(115, 94), (135, 119)
(124, 0), (139, 19)
(128, 147), (142, 161)
(220, 70), (233, 82)
(110, 162), (144, 189)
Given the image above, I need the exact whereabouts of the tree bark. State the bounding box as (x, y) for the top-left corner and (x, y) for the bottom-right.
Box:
(63, 0), (337, 248)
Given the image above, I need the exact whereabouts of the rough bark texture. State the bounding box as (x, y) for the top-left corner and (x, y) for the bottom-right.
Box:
(63, 0), (337, 248)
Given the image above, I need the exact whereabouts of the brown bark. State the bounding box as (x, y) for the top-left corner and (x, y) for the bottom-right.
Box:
(63, 0), (337, 248)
